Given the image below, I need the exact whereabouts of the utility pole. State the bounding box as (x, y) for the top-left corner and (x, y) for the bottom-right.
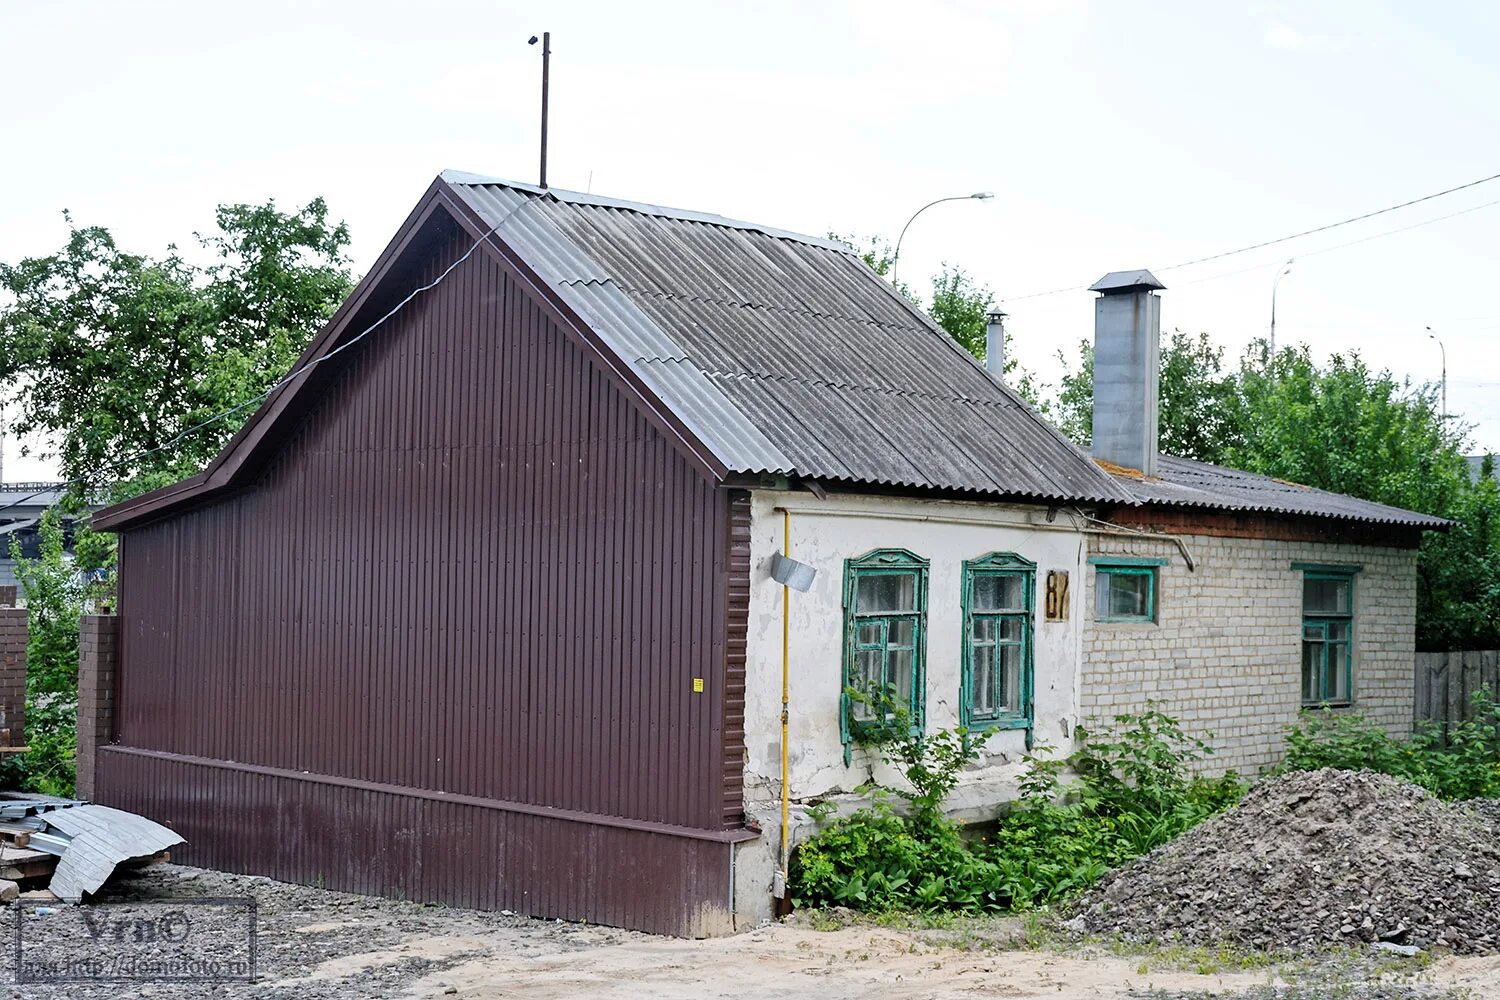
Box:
(528, 32), (551, 188)
(1268, 259), (1294, 358)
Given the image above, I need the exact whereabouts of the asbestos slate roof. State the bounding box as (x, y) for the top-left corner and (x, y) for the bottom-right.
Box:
(1115, 455), (1450, 529)
(442, 171), (1135, 505)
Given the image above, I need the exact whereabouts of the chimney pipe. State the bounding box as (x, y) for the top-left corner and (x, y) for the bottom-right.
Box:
(985, 310), (1007, 381)
(1089, 269), (1165, 476)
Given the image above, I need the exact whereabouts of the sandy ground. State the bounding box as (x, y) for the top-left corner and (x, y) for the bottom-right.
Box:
(0, 865), (1495, 999)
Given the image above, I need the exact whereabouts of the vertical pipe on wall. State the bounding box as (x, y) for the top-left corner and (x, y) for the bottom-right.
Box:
(778, 509), (792, 898)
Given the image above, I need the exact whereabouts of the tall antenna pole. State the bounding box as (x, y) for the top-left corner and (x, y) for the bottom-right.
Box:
(539, 31), (550, 188)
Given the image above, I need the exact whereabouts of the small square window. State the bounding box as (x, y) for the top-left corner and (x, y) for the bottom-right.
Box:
(1091, 562), (1158, 623)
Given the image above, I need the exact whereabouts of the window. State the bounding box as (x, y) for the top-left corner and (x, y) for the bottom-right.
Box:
(841, 549), (927, 745)
(961, 553), (1035, 732)
(1090, 557), (1165, 623)
(1299, 565), (1356, 706)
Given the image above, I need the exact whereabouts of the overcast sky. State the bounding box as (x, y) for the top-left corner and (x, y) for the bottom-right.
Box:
(3, 0), (1498, 481)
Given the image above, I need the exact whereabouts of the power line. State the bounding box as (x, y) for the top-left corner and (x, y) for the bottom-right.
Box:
(1003, 169), (1500, 303)
(0, 221), (504, 519)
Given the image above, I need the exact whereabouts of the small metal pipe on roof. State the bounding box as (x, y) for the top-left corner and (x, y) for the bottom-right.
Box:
(985, 310), (1007, 382)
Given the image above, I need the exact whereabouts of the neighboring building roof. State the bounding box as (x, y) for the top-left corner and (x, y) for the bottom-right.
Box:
(1111, 455), (1450, 529)
(0, 482), (67, 513)
(442, 172), (1134, 505)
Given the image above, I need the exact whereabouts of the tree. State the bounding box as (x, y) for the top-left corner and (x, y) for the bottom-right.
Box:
(1053, 331), (1244, 462)
(0, 199), (354, 502)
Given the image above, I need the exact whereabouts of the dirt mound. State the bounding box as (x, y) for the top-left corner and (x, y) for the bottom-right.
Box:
(1073, 768), (1500, 954)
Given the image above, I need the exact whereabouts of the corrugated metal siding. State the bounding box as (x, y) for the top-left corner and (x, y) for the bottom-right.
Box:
(97, 749), (734, 936)
(446, 178), (1134, 505)
(103, 221), (750, 931)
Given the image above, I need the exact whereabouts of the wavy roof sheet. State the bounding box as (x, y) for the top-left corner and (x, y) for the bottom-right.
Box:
(1116, 455), (1450, 528)
(443, 171), (1134, 504)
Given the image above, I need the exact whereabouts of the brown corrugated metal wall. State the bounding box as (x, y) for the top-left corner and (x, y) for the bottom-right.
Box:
(98, 213), (755, 935)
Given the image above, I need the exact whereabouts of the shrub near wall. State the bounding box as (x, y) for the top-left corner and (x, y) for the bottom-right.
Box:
(790, 709), (1245, 913)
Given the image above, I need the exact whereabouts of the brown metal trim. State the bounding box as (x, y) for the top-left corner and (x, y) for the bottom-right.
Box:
(104, 746), (758, 844)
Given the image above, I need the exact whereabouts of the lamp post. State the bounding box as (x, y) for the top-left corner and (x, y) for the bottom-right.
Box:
(1268, 258), (1294, 358)
(1427, 326), (1447, 422)
(890, 192), (993, 287)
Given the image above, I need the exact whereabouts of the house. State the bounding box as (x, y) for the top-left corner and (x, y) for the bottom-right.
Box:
(0, 482), (70, 592)
(1468, 455), (1498, 484)
(86, 172), (1445, 935)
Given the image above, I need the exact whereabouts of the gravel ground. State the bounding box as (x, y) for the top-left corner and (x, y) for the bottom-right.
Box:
(0, 863), (1492, 999)
(1075, 769), (1500, 954)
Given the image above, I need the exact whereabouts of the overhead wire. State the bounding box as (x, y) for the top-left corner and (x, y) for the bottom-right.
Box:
(0, 219), (505, 518)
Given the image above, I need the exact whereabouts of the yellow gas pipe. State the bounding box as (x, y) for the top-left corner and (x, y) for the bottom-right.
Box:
(778, 509), (791, 895)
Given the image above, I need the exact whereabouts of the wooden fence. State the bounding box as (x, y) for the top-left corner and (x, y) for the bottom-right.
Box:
(1414, 650), (1500, 731)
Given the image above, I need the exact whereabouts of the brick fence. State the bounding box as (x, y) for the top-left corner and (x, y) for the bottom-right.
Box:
(0, 598), (24, 750)
(76, 615), (118, 800)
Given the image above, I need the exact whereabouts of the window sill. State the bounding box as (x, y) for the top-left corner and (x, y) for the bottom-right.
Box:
(1301, 701), (1355, 711)
(1095, 616), (1157, 625)
(964, 716), (1031, 733)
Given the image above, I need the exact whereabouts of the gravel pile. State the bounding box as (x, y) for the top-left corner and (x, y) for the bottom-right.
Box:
(1073, 768), (1500, 954)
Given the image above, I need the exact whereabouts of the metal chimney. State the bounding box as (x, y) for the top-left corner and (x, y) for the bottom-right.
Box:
(985, 310), (1007, 381)
(1089, 269), (1165, 476)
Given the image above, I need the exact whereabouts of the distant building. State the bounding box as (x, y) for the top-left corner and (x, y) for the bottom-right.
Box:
(1467, 455), (1498, 483)
(0, 482), (69, 591)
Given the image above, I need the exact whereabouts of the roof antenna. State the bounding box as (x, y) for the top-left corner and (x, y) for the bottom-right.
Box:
(527, 32), (550, 189)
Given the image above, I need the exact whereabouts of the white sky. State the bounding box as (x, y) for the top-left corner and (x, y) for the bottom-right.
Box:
(3, 0), (1498, 481)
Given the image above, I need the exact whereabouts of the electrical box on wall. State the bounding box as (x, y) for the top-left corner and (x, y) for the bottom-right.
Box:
(1045, 570), (1070, 622)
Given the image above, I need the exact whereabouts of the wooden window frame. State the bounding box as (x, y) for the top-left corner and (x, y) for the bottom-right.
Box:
(1089, 556), (1164, 624)
(960, 552), (1035, 737)
(1299, 565), (1357, 708)
(840, 548), (928, 757)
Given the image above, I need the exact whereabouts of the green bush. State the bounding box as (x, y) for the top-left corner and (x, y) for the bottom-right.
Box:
(1280, 691), (1500, 800)
(790, 707), (1245, 914)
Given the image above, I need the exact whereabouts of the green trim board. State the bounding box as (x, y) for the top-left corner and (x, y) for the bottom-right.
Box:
(959, 553), (1035, 741)
(1087, 555), (1169, 567)
(1291, 561), (1363, 574)
(840, 548), (928, 761)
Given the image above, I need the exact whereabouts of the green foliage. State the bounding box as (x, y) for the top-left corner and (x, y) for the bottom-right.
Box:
(790, 708), (1245, 914)
(1053, 335), (1500, 652)
(5, 509), (86, 795)
(0, 198), (354, 504)
(850, 691), (990, 833)
(1280, 691), (1500, 800)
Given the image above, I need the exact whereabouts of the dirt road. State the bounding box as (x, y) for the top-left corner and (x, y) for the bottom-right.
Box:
(1, 865), (1493, 999)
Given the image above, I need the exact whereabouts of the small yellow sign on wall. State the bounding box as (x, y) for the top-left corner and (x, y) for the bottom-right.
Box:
(1045, 571), (1070, 622)
(692, 677), (705, 693)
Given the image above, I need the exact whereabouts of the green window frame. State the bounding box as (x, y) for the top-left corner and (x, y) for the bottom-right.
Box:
(840, 549), (928, 755)
(1300, 566), (1356, 707)
(960, 553), (1035, 735)
(1090, 556), (1164, 623)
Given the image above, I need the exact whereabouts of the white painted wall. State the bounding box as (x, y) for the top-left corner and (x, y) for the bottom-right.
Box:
(731, 490), (1091, 925)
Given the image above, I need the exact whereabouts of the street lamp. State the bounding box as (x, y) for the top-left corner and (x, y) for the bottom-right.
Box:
(1427, 326), (1447, 422)
(890, 192), (994, 287)
(1268, 258), (1295, 358)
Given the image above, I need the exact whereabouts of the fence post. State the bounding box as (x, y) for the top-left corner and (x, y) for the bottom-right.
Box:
(0, 593), (25, 751)
(76, 614), (119, 801)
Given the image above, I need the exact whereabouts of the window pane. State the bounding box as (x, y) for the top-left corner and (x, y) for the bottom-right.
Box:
(999, 643), (1023, 715)
(1098, 571), (1150, 618)
(998, 617), (1023, 643)
(974, 574), (1024, 612)
(856, 622), (883, 647)
(1327, 644), (1350, 702)
(852, 649), (882, 720)
(857, 573), (915, 613)
(972, 617), (996, 644)
(1327, 620), (1350, 643)
(1301, 632), (1323, 703)
(1304, 577), (1350, 615)
(887, 648), (915, 706)
(972, 644), (995, 717)
(887, 618), (915, 650)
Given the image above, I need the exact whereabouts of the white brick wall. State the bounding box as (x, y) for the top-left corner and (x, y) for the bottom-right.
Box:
(1082, 532), (1418, 776)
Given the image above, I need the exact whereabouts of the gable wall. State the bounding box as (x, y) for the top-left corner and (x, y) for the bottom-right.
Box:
(105, 221), (740, 835)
